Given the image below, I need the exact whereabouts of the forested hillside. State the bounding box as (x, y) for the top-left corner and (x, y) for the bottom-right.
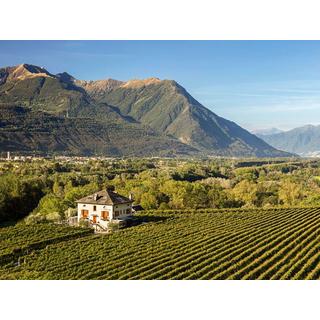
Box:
(0, 105), (195, 156)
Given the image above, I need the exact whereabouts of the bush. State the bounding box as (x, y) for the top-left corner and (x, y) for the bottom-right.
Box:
(108, 221), (119, 232)
(79, 219), (90, 228)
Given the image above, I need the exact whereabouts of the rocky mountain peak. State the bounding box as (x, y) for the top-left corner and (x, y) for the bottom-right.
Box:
(121, 77), (161, 88)
(6, 63), (53, 81)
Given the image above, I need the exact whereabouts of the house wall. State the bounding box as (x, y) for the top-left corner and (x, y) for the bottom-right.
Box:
(113, 203), (132, 220)
(77, 202), (132, 223)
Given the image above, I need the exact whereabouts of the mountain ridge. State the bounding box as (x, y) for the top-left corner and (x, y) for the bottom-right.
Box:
(259, 124), (320, 156)
(81, 75), (291, 157)
(0, 63), (293, 157)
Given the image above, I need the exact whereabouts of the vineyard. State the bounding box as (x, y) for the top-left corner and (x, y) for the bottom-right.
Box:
(0, 224), (93, 267)
(1, 207), (320, 279)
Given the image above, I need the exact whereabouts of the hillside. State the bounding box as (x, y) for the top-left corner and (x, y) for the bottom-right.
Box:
(0, 105), (196, 156)
(0, 63), (292, 157)
(77, 76), (291, 157)
(259, 125), (320, 156)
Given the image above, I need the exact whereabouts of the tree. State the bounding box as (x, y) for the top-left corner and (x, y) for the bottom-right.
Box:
(232, 180), (258, 207)
(184, 183), (208, 208)
(278, 181), (303, 206)
(159, 180), (187, 209)
(207, 185), (237, 208)
(26, 193), (68, 223)
(64, 183), (99, 207)
(53, 181), (63, 197)
(0, 174), (45, 223)
(140, 193), (158, 210)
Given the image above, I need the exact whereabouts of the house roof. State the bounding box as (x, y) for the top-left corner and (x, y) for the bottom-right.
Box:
(76, 189), (133, 205)
(132, 205), (144, 211)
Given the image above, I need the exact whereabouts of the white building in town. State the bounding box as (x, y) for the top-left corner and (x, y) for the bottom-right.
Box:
(76, 188), (133, 227)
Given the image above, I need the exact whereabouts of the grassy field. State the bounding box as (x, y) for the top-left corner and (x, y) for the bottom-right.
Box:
(1, 207), (320, 280)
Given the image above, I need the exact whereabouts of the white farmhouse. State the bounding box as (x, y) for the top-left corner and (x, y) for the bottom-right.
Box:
(76, 188), (133, 227)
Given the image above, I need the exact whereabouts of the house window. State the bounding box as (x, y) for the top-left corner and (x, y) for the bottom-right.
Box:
(101, 211), (109, 220)
(93, 205), (96, 211)
(114, 210), (119, 217)
(81, 210), (89, 218)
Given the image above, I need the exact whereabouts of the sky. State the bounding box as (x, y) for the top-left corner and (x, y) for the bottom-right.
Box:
(1, 40), (320, 131)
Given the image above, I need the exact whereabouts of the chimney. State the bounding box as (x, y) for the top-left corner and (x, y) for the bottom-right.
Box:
(106, 185), (115, 192)
(129, 192), (133, 200)
(93, 193), (98, 201)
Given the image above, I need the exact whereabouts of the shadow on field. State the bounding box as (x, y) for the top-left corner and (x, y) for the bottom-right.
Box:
(125, 215), (169, 227)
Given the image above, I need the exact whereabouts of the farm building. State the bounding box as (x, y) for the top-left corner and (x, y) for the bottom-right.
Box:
(76, 188), (134, 228)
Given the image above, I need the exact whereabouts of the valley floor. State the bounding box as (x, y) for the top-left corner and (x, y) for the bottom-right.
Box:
(1, 207), (320, 280)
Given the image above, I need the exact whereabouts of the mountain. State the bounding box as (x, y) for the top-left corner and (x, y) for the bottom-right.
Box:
(75, 77), (291, 157)
(0, 63), (293, 157)
(0, 64), (197, 157)
(0, 105), (197, 156)
(259, 124), (320, 156)
(252, 127), (283, 136)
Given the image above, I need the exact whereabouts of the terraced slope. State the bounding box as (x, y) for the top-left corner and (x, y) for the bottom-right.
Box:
(1, 207), (320, 279)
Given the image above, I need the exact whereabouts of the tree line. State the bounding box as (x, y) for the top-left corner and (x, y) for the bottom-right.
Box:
(0, 157), (319, 223)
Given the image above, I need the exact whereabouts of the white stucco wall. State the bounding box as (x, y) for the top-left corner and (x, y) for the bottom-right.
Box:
(113, 203), (132, 220)
(77, 202), (132, 223)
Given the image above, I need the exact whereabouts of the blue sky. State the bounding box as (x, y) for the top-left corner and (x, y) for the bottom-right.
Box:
(1, 40), (320, 131)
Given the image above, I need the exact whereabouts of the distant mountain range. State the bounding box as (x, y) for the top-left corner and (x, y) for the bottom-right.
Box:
(252, 128), (283, 136)
(258, 125), (320, 156)
(0, 63), (293, 157)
